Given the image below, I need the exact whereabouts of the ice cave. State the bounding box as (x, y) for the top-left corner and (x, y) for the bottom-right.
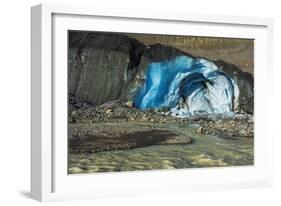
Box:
(134, 55), (239, 117)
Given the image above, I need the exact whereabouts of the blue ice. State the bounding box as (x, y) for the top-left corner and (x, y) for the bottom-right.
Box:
(134, 56), (238, 116)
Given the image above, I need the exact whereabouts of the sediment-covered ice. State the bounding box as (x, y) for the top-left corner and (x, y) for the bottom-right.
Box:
(134, 56), (239, 117)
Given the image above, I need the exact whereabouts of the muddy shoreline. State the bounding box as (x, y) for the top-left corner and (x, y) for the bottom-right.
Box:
(69, 122), (192, 154)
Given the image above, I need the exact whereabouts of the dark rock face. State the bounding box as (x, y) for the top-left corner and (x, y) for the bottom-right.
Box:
(68, 31), (145, 106)
(214, 60), (254, 113)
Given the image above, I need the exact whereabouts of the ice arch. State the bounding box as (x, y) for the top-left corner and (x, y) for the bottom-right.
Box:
(134, 56), (239, 117)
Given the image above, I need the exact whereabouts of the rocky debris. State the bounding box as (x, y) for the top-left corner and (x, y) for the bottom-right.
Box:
(69, 123), (192, 154)
(69, 94), (93, 110)
(195, 114), (254, 138)
(69, 95), (254, 138)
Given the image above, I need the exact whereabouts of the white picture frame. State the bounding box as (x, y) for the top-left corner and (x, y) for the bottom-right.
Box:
(31, 3), (274, 202)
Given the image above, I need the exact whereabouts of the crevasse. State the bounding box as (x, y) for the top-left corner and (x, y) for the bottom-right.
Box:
(134, 55), (239, 117)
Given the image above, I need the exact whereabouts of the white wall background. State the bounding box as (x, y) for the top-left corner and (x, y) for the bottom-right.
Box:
(0, 0), (280, 205)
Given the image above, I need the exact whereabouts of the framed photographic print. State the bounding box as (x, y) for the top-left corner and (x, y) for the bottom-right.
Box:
(31, 3), (274, 201)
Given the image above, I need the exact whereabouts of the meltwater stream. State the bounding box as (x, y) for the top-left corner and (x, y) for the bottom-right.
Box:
(68, 122), (253, 174)
(134, 56), (239, 117)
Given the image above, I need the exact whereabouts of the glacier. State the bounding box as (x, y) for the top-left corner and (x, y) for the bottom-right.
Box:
(133, 55), (239, 117)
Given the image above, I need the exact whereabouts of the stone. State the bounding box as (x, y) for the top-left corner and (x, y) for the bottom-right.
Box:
(125, 101), (133, 108)
(105, 109), (113, 114)
(196, 126), (204, 134)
